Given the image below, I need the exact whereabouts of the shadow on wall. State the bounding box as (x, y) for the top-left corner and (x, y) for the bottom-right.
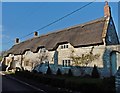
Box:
(102, 48), (119, 77)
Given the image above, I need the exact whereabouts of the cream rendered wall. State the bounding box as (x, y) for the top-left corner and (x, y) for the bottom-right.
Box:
(74, 46), (105, 68)
(57, 43), (106, 68)
(22, 51), (40, 70)
(5, 54), (14, 66)
(57, 43), (74, 65)
(47, 51), (55, 64)
(14, 55), (22, 68)
(22, 49), (55, 70)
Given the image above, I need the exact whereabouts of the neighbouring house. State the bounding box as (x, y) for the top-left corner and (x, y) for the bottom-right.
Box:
(2, 2), (120, 77)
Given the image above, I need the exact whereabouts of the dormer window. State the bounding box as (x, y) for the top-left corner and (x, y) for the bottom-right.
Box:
(61, 44), (69, 49)
(66, 45), (68, 48)
(61, 46), (63, 49)
(39, 48), (46, 53)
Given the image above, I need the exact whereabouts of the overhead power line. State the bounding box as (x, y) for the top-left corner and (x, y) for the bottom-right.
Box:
(19, 0), (96, 39)
(3, 0), (96, 45)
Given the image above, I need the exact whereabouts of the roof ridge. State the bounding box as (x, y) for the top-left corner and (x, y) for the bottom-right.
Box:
(17, 17), (106, 45)
(39, 16), (106, 36)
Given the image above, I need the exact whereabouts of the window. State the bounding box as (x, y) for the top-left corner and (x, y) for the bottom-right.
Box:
(65, 60), (67, 67)
(61, 46), (63, 49)
(68, 60), (71, 66)
(62, 60), (71, 67)
(61, 44), (68, 49)
(39, 48), (46, 53)
(62, 60), (64, 67)
(66, 45), (68, 48)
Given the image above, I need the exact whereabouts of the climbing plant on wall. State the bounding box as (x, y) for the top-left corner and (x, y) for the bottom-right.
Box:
(70, 47), (100, 67)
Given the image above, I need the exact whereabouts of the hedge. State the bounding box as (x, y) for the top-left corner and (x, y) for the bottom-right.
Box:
(15, 71), (115, 93)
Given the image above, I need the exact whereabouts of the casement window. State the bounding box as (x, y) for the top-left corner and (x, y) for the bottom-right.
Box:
(61, 46), (63, 49)
(62, 60), (71, 67)
(65, 60), (67, 67)
(68, 60), (71, 66)
(66, 45), (68, 48)
(62, 60), (64, 67)
(39, 48), (46, 53)
(61, 44), (69, 49)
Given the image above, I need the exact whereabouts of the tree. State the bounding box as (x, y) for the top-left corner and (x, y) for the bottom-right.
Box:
(0, 50), (7, 62)
(0, 50), (7, 57)
(33, 48), (48, 69)
(23, 48), (48, 71)
(46, 65), (52, 75)
(68, 69), (73, 76)
(56, 68), (62, 75)
(91, 65), (100, 78)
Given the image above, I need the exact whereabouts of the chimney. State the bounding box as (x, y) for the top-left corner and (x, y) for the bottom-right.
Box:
(34, 31), (38, 37)
(15, 38), (19, 44)
(104, 1), (111, 17)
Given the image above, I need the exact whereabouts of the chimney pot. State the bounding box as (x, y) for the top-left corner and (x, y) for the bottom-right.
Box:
(34, 31), (38, 37)
(104, 1), (111, 17)
(105, 1), (108, 5)
(15, 38), (19, 44)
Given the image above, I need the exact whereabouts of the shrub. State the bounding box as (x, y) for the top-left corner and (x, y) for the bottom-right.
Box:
(83, 74), (91, 78)
(1, 63), (7, 71)
(68, 69), (73, 76)
(16, 67), (21, 72)
(91, 65), (100, 78)
(32, 70), (38, 73)
(56, 68), (62, 76)
(46, 65), (52, 75)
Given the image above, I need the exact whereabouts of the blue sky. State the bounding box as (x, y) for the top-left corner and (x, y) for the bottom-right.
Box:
(1, 2), (120, 51)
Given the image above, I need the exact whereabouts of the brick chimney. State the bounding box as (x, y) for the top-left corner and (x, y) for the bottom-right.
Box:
(34, 31), (38, 37)
(15, 38), (19, 44)
(104, 1), (111, 17)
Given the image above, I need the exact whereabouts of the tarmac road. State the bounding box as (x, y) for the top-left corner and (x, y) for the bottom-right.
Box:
(1, 73), (46, 93)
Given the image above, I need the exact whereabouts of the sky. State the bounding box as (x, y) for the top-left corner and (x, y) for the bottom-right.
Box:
(1, 1), (120, 51)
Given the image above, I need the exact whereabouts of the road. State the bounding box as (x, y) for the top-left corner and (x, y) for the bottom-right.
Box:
(1, 74), (46, 93)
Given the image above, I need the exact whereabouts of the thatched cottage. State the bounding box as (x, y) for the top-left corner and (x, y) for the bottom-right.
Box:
(2, 2), (120, 77)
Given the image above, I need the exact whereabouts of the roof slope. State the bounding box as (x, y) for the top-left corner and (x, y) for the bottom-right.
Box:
(5, 17), (107, 56)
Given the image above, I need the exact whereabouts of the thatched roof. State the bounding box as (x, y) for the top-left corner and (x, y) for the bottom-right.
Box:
(5, 17), (107, 56)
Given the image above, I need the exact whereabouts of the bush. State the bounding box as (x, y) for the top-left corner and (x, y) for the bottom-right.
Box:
(56, 68), (62, 76)
(14, 70), (115, 93)
(16, 67), (21, 72)
(83, 74), (91, 78)
(1, 63), (7, 71)
(46, 65), (52, 75)
(32, 70), (38, 73)
(68, 69), (73, 76)
(91, 65), (100, 78)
